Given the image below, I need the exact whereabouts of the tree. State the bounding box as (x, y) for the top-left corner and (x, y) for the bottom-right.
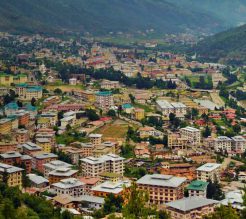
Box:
(54, 88), (63, 95)
(204, 204), (239, 219)
(86, 109), (100, 121)
(129, 94), (135, 103)
(207, 180), (225, 201)
(17, 100), (23, 107)
(103, 193), (123, 215)
(31, 97), (36, 106)
(123, 182), (149, 219)
(203, 126), (211, 138)
(2, 199), (16, 219)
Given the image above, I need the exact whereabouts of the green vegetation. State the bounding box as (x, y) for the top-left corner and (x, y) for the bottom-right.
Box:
(0, 183), (80, 219)
(193, 24), (246, 65)
(0, 0), (222, 35)
(55, 130), (88, 145)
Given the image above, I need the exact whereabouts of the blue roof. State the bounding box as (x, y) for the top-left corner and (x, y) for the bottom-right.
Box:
(122, 103), (133, 109)
(5, 102), (19, 110)
(24, 103), (37, 111)
(96, 91), (112, 96)
(27, 86), (42, 92)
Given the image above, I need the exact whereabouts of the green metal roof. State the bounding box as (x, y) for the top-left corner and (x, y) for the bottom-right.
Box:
(187, 180), (209, 191)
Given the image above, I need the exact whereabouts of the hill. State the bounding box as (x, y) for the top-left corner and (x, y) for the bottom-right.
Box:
(167, 0), (246, 27)
(0, 0), (223, 35)
(192, 24), (246, 65)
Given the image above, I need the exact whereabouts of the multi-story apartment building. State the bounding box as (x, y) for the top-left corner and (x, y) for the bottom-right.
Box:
(21, 142), (42, 156)
(166, 197), (218, 219)
(0, 163), (23, 189)
(0, 141), (18, 153)
(32, 152), (58, 172)
(36, 138), (52, 153)
(231, 136), (246, 153)
(89, 134), (103, 146)
(73, 90), (95, 102)
(96, 91), (114, 109)
(37, 112), (58, 128)
(187, 180), (209, 198)
(168, 132), (188, 151)
(180, 126), (201, 145)
(0, 151), (32, 173)
(100, 80), (119, 90)
(137, 174), (187, 205)
(0, 118), (12, 134)
(196, 163), (221, 183)
(80, 154), (124, 177)
(15, 83), (43, 101)
(91, 180), (131, 197)
(134, 108), (145, 121)
(51, 178), (85, 197)
(213, 136), (232, 152)
(16, 129), (29, 144)
(43, 160), (72, 178)
(48, 168), (78, 184)
(156, 100), (187, 117)
(0, 73), (27, 86)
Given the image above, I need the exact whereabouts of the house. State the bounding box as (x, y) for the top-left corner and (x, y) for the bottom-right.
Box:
(166, 197), (218, 219)
(79, 177), (100, 195)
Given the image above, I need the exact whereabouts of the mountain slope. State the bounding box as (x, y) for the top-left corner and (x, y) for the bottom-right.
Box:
(167, 0), (246, 27)
(0, 0), (223, 34)
(193, 24), (246, 65)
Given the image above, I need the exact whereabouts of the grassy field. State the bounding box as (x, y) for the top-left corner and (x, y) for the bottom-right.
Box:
(133, 102), (153, 112)
(45, 84), (85, 92)
(95, 120), (129, 139)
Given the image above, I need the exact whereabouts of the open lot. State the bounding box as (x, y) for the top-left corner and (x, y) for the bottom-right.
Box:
(45, 84), (85, 92)
(95, 119), (130, 139)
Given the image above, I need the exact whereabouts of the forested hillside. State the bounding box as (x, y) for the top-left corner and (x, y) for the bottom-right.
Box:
(0, 0), (223, 34)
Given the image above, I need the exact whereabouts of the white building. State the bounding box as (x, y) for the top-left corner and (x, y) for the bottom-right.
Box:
(180, 126), (201, 145)
(196, 163), (221, 183)
(69, 78), (77, 85)
(80, 154), (124, 177)
(51, 178), (85, 197)
(43, 160), (73, 178)
(231, 136), (246, 153)
(214, 136), (232, 152)
(156, 100), (187, 117)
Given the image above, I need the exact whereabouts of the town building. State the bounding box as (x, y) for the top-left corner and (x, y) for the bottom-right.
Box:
(231, 136), (246, 153)
(89, 134), (103, 146)
(91, 180), (131, 197)
(0, 118), (12, 134)
(79, 177), (100, 195)
(15, 83), (43, 100)
(196, 163), (221, 183)
(27, 173), (49, 188)
(80, 154), (124, 177)
(16, 129), (29, 144)
(180, 126), (201, 145)
(187, 180), (209, 197)
(168, 132), (188, 151)
(137, 174), (187, 204)
(21, 142), (42, 156)
(32, 152), (58, 172)
(213, 136), (232, 152)
(51, 178), (85, 197)
(166, 197), (218, 219)
(43, 160), (73, 178)
(0, 163), (23, 189)
(96, 91), (114, 109)
(48, 168), (78, 184)
(156, 100), (187, 117)
(36, 138), (52, 153)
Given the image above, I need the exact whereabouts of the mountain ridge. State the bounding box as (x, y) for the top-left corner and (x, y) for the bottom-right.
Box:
(0, 0), (223, 35)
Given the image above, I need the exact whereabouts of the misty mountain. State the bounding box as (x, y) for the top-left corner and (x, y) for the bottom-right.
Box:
(0, 0), (224, 35)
